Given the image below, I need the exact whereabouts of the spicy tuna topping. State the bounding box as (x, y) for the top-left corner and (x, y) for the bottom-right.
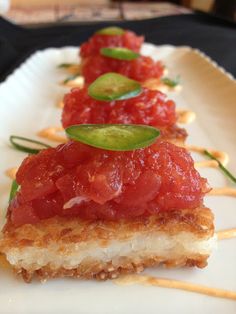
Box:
(62, 87), (176, 130)
(81, 55), (164, 84)
(80, 30), (144, 59)
(8, 140), (209, 227)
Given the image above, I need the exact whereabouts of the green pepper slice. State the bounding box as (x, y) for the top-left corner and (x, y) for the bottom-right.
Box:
(100, 47), (139, 61)
(66, 124), (160, 151)
(88, 73), (142, 101)
(96, 26), (125, 36)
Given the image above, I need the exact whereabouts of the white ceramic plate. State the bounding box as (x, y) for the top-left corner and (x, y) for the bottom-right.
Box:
(0, 44), (236, 314)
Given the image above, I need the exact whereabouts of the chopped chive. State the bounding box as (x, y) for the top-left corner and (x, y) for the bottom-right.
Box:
(66, 124), (160, 151)
(9, 179), (19, 202)
(63, 73), (81, 84)
(10, 135), (51, 154)
(204, 150), (236, 184)
(58, 63), (77, 69)
(161, 75), (180, 88)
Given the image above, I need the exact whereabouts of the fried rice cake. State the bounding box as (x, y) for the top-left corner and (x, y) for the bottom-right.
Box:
(0, 206), (216, 283)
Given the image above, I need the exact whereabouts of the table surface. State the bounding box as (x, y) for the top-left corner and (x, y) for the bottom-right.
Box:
(4, 2), (191, 25)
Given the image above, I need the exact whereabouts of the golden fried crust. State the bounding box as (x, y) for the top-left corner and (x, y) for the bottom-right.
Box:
(17, 254), (209, 283)
(0, 207), (214, 250)
(0, 207), (214, 282)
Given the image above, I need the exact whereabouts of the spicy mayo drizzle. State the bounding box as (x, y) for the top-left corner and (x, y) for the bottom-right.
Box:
(5, 167), (18, 180)
(37, 127), (67, 143)
(185, 145), (229, 166)
(217, 228), (236, 240)
(64, 64), (81, 75)
(61, 75), (84, 88)
(0, 254), (10, 269)
(57, 100), (64, 109)
(209, 187), (236, 197)
(194, 160), (218, 168)
(115, 275), (236, 301)
(176, 109), (196, 124)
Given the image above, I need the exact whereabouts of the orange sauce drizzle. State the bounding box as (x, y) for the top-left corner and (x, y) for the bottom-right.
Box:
(184, 145), (228, 169)
(176, 109), (196, 124)
(194, 160), (218, 168)
(217, 228), (236, 240)
(37, 126), (67, 143)
(115, 274), (236, 300)
(5, 167), (18, 180)
(185, 145), (229, 166)
(0, 254), (10, 269)
(64, 64), (81, 75)
(57, 100), (64, 109)
(209, 187), (236, 197)
(163, 68), (169, 76)
(61, 75), (84, 88)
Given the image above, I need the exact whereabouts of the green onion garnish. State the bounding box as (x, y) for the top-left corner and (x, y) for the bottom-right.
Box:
(204, 150), (236, 184)
(161, 75), (180, 88)
(9, 179), (19, 202)
(88, 73), (142, 101)
(10, 135), (51, 154)
(58, 63), (77, 69)
(63, 73), (81, 84)
(100, 47), (139, 61)
(96, 26), (125, 36)
(66, 124), (160, 151)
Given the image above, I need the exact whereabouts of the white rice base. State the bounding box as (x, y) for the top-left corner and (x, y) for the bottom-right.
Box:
(5, 232), (217, 271)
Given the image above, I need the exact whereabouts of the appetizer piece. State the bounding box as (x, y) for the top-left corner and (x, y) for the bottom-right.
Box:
(61, 27), (179, 91)
(0, 125), (215, 282)
(62, 73), (187, 145)
(80, 27), (143, 59)
(60, 27), (143, 86)
(81, 47), (164, 84)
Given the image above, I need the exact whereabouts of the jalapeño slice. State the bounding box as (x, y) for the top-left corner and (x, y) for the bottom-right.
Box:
(100, 47), (139, 61)
(96, 26), (125, 36)
(66, 124), (160, 151)
(88, 73), (142, 101)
